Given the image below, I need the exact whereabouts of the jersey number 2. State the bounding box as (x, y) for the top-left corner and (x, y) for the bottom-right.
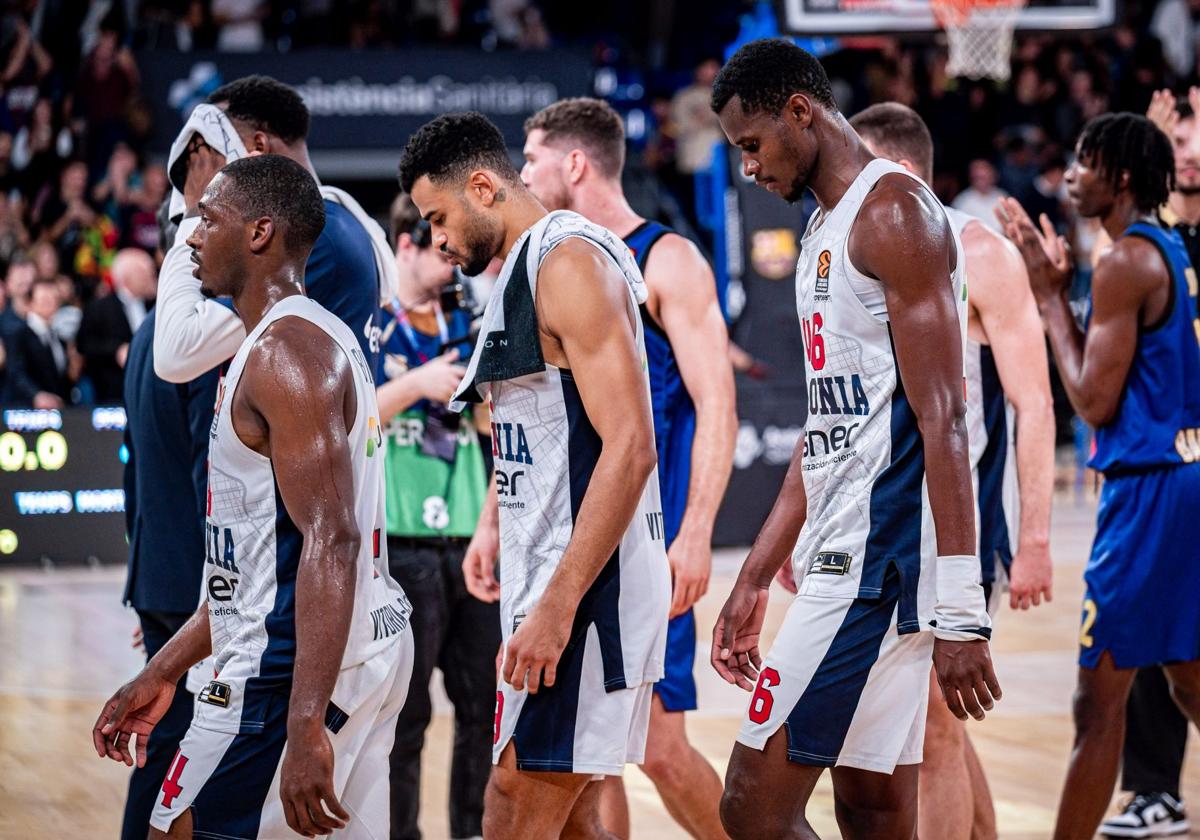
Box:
(1079, 599), (1098, 648)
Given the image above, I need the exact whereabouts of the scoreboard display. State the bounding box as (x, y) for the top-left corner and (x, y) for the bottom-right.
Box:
(0, 406), (128, 565)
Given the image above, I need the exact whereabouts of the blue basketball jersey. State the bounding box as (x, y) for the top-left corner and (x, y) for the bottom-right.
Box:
(1088, 221), (1200, 475)
(624, 221), (696, 548)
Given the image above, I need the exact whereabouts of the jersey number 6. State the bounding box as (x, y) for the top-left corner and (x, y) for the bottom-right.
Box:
(748, 667), (781, 724)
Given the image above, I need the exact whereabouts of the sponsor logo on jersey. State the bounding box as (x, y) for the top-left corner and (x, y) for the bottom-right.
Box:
(808, 551), (852, 576)
(370, 596), (412, 641)
(209, 379), (226, 439)
(646, 510), (665, 541)
(198, 680), (232, 708)
(809, 374), (871, 417)
(750, 229), (799, 280)
(367, 415), (382, 457)
(803, 423), (861, 459)
(512, 613), (526, 633)
(495, 468), (525, 509)
(205, 524), (240, 573)
(815, 250), (831, 294)
(492, 422), (533, 464)
(207, 574), (238, 602)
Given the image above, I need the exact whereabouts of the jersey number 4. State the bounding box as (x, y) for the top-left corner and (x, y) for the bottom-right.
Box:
(161, 749), (189, 808)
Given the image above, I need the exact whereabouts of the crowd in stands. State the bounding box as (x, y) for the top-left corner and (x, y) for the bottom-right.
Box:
(0, 0), (1197, 406)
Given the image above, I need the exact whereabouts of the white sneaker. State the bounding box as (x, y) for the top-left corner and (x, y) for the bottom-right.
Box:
(1101, 793), (1190, 838)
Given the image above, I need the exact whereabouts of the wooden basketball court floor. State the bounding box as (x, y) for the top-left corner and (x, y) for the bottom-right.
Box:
(1, 497), (1197, 839)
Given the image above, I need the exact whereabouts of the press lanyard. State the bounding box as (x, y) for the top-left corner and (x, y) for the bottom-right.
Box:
(394, 301), (448, 364)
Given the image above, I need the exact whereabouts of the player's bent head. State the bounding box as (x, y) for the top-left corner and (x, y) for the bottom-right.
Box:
(208, 74), (310, 149)
(1074, 112), (1174, 215)
(850, 102), (934, 184)
(711, 39), (836, 204)
(522, 98), (625, 208)
(711, 38), (836, 119)
(398, 112), (518, 276)
(194, 155), (325, 297)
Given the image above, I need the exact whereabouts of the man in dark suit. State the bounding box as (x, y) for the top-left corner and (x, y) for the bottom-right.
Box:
(6, 276), (71, 407)
(119, 301), (219, 840)
(77, 248), (156, 403)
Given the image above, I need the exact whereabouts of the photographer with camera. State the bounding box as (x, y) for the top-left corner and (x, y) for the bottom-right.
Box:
(380, 193), (498, 840)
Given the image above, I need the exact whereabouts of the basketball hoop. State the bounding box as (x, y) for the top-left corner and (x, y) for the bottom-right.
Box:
(931, 0), (1027, 81)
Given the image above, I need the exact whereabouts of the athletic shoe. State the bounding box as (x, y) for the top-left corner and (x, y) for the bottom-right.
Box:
(1101, 793), (1190, 838)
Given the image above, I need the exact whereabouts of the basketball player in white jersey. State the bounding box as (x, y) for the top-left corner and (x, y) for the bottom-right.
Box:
(709, 39), (1001, 839)
(93, 154), (414, 839)
(399, 111), (671, 839)
(850, 102), (1055, 840)
(515, 97), (737, 840)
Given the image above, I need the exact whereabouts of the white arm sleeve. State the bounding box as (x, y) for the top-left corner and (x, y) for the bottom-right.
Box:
(153, 216), (246, 383)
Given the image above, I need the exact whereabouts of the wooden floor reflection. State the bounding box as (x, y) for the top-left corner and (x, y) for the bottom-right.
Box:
(1, 498), (1197, 838)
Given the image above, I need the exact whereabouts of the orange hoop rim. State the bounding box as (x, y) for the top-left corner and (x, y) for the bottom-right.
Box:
(930, 0), (1027, 27)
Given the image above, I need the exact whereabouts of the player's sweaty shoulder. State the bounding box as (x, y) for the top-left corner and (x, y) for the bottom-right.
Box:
(244, 315), (350, 401)
(849, 174), (951, 279)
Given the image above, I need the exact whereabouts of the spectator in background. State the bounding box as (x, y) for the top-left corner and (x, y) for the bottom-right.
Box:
(121, 162), (168, 252)
(952, 158), (1009, 231)
(0, 12), (52, 130)
(0, 130), (19, 195)
(91, 142), (138, 221)
(33, 160), (94, 256)
(14, 98), (73, 195)
(671, 58), (724, 179)
(0, 256), (33, 345)
(6, 275), (72, 407)
(0, 192), (29, 266)
(75, 24), (139, 173)
(1024, 154), (1070, 234)
(212, 0), (268, 51)
(34, 240), (85, 345)
(78, 247), (154, 403)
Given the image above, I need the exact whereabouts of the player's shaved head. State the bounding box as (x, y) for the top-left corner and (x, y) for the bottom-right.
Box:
(218, 154), (326, 253)
(850, 103), (935, 183)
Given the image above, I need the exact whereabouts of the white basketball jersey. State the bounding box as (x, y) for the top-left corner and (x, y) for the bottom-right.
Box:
(482, 214), (671, 690)
(793, 159), (967, 632)
(203, 295), (410, 731)
(945, 206), (1019, 576)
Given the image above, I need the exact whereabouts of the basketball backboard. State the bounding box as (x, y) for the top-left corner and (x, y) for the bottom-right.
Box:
(783, 0), (1116, 32)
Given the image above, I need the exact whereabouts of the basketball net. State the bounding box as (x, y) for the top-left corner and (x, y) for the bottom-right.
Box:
(931, 0), (1027, 81)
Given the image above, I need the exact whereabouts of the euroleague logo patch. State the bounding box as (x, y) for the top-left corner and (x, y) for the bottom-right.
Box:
(815, 250), (831, 294)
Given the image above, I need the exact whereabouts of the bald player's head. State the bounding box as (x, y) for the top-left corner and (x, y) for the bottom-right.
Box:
(188, 154), (326, 299)
(111, 248), (157, 300)
(849, 103), (935, 184)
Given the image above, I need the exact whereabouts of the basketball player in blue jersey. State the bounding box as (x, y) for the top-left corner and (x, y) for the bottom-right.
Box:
(93, 155), (414, 840)
(850, 103), (1056, 840)
(507, 97), (737, 840)
(709, 39), (1000, 840)
(997, 113), (1200, 840)
(401, 112), (672, 839)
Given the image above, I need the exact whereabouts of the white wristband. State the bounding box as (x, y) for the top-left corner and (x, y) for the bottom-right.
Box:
(932, 554), (991, 642)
